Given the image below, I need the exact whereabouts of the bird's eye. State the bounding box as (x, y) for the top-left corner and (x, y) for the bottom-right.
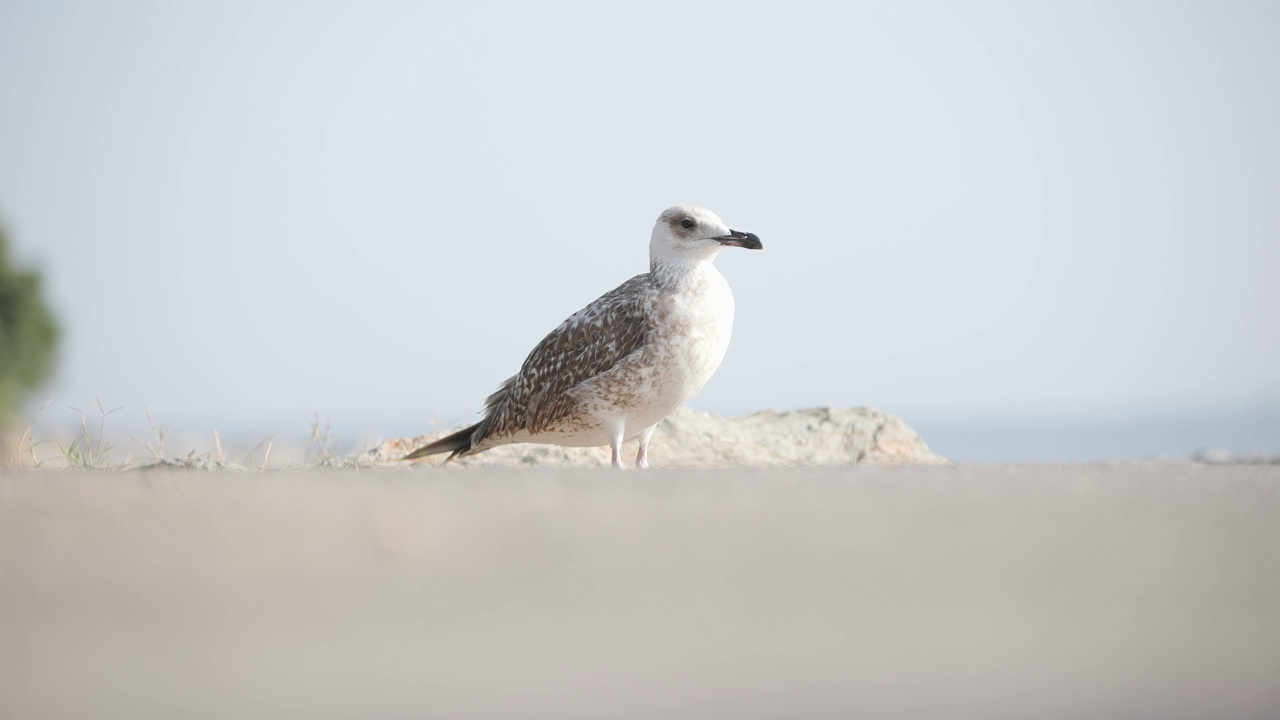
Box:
(680, 218), (695, 230)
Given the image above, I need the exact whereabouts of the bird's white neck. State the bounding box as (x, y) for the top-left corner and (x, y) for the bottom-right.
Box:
(650, 255), (723, 292)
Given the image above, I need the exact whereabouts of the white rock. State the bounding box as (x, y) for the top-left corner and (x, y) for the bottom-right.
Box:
(349, 407), (945, 468)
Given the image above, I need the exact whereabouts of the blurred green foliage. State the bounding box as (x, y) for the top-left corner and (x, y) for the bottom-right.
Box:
(0, 225), (59, 422)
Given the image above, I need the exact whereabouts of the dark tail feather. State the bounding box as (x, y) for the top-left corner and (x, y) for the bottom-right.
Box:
(402, 423), (480, 462)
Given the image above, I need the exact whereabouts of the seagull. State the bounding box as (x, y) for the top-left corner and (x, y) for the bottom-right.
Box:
(404, 205), (762, 469)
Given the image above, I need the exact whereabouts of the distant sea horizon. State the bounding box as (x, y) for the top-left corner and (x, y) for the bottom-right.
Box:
(913, 411), (1280, 463)
(20, 404), (1280, 466)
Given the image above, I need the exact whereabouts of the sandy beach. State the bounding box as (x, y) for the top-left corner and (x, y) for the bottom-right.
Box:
(2, 463), (1278, 719)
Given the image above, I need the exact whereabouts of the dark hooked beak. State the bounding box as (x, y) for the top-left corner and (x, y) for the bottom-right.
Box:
(714, 229), (763, 250)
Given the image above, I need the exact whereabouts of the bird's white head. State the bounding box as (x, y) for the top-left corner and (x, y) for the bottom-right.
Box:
(650, 205), (763, 263)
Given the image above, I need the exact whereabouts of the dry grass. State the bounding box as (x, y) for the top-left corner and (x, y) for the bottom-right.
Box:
(7, 399), (315, 471)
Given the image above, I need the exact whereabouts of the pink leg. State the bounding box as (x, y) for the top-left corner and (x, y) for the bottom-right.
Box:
(634, 425), (656, 469)
(608, 419), (627, 470)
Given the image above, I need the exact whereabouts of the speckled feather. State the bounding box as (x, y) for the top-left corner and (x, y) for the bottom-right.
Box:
(474, 274), (654, 442)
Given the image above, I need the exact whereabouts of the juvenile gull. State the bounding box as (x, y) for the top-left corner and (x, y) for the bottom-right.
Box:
(404, 205), (762, 469)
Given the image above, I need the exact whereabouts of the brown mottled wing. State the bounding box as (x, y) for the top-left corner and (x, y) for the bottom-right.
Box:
(472, 274), (652, 444)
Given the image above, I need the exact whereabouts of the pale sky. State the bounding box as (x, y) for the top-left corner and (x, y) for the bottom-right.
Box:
(1, 2), (1277, 459)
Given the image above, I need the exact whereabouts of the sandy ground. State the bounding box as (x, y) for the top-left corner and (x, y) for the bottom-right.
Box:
(1, 463), (1278, 719)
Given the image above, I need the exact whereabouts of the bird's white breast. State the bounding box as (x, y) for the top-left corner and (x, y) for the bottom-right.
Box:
(594, 263), (734, 437)
(652, 264), (735, 402)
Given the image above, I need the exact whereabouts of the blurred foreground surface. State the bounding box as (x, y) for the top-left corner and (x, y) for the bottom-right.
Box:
(2, 464), (1278, 719)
